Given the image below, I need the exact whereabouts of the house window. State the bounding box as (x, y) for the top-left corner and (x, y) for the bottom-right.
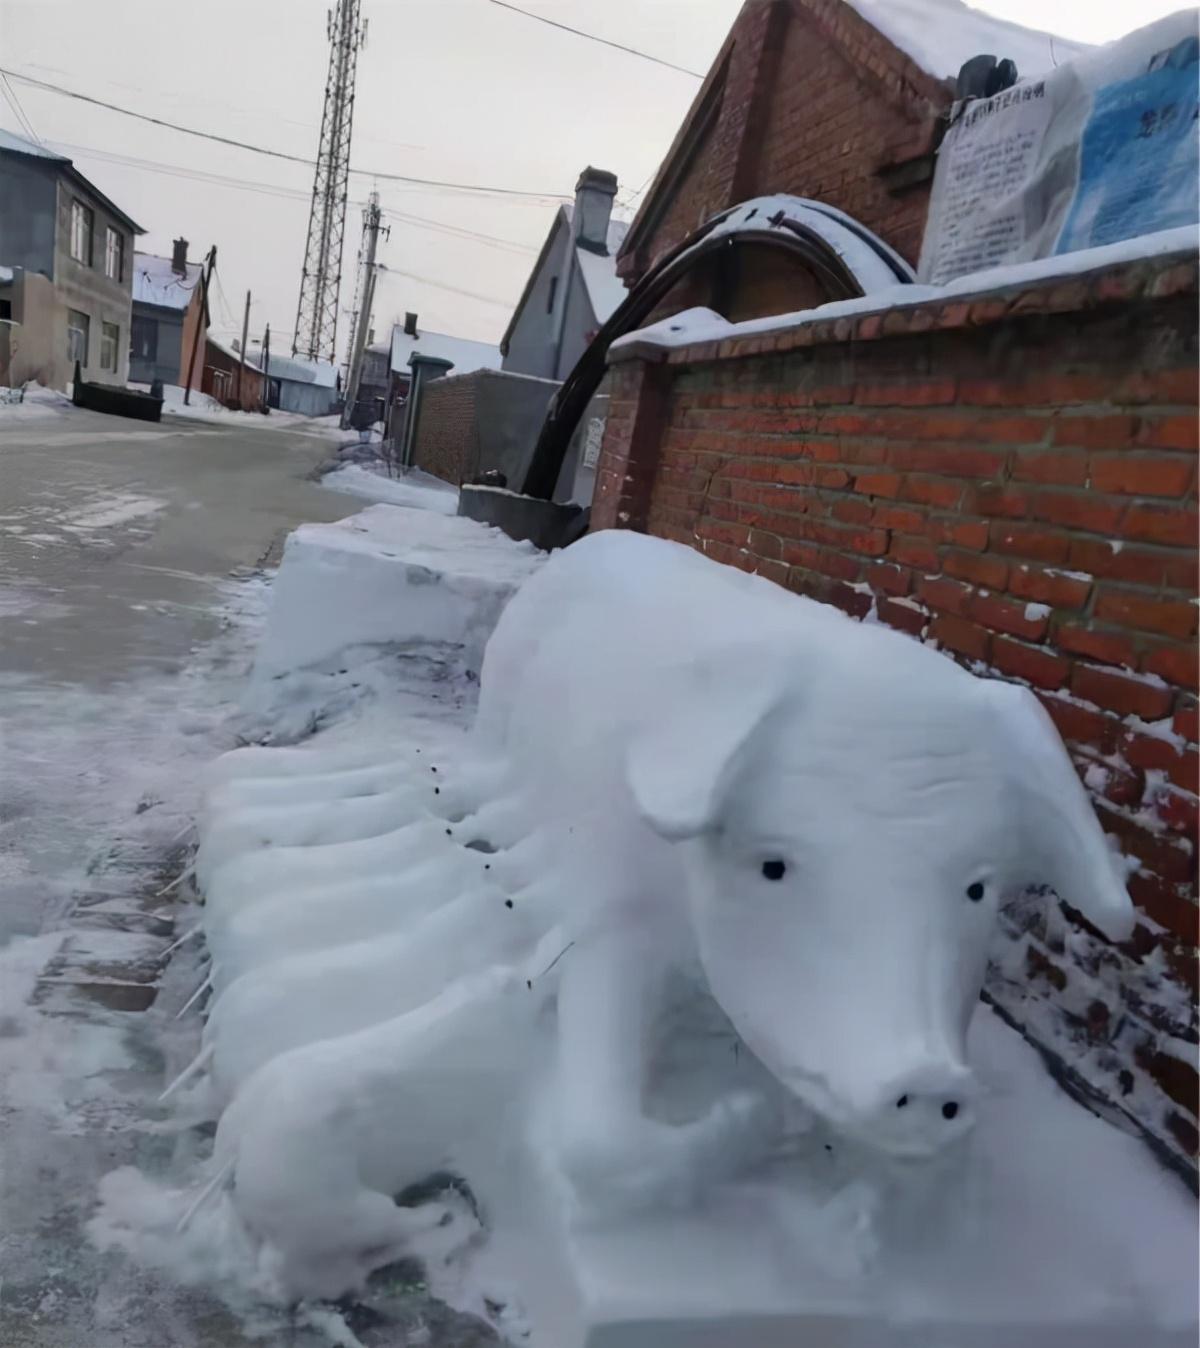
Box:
(100, 321), (120, 372)
(0, 299), (11, 322)
(131, 315), (158, 363)
(70, 200), (93, 265)
(104, 227), (124, 281)
(547, 275), (558, 313)
(67, 308), (90, 367)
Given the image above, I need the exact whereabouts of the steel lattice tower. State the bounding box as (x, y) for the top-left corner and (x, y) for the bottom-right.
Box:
(293, 0), (366, 363)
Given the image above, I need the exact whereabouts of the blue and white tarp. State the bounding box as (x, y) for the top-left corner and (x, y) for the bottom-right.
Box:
(919, 11), (1199, 285)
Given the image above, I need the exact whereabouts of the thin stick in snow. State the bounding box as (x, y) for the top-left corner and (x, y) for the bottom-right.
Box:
(175, 1155), (234, 1234)
(161, 925), (203, 957)
(156, 862), (196, 899)
(174, 971), (213, 1020)
(159, 1042), (214, 1103)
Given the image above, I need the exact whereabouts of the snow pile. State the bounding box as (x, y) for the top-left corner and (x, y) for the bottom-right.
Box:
(845, 0), (1086, 83)
(109, 531), (1197, 1342)
(247, 504), (543, 698)
(0, 381), (74, 422)
(321, 462), (460, 513)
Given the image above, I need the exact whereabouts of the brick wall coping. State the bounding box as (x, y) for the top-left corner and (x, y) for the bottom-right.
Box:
(610, 225), (1198, 369)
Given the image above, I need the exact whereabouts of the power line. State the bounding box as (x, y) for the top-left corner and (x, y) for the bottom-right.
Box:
(0, 72), (40, 142)
(1, 66), (572, 200)
(51, 139), (544, 261)
(486, 1), (703, 78)
(381, 266), (517, 309)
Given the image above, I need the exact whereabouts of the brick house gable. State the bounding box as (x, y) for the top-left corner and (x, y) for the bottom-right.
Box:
(617, 0), (954, 285)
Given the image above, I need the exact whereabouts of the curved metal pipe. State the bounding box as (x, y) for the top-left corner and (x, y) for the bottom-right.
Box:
(522, 200), (914, 500)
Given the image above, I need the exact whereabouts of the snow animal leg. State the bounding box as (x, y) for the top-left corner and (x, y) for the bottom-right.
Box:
(555, 927), (777, 1214)
(453, 792), (537, 850)
(204, 740), (407, 787)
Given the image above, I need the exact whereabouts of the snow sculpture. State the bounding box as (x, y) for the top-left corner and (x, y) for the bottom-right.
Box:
(183, 529), (1136, 1299)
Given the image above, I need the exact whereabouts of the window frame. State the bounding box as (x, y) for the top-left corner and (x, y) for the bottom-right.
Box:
(131, 314), (158, 364)
(70, 199), (94, 266)
(100, 321), (120, 372)
(104, 227), (124, 282)
(67, 307), (90, 368)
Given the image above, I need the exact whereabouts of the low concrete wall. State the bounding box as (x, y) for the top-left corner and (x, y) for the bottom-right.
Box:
(3, 270), (65, 388)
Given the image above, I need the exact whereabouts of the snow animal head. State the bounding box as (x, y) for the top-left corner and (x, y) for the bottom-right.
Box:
(626, 635), (1134, 1159)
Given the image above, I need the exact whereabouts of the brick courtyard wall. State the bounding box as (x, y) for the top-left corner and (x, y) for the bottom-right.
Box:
(594, 245), (1199, 1177)
(410, 373), (479, 485)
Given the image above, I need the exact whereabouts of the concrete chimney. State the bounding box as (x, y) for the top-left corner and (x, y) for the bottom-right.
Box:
(572, 167), (618, 255)
(403, 311), (419, 337)
(171, 237), (189, 276)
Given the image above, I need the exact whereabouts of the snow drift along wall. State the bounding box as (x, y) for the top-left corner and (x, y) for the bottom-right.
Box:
(592, 240), (1199, 1178)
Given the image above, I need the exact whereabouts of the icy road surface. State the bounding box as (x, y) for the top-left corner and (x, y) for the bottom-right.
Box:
(0, 406), (499, 1345)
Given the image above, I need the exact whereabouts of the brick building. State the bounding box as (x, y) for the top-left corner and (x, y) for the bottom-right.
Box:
(616, 0), (1082, 314)
(591, 0), (1198, 1179)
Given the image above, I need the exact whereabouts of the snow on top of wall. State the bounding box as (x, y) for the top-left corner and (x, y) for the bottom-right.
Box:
(389, 326), (503, 377)
(612, 224), (1200, 355)
(0, 127), (68, 161)
(132, 253), (202, 311)
(844, 0), (1088, 82)
(0, 265), (13, 284)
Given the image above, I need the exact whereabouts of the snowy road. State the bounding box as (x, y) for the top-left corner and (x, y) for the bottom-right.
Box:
(0, 403), (369, 1346)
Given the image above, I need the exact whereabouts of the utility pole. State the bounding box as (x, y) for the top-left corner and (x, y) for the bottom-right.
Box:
(293, 0), (367, 363)
(236, 289), (251, 409)
(341, 192), (386, 429)
(183, 245), (216, 406)
(261, 323), (271, 413)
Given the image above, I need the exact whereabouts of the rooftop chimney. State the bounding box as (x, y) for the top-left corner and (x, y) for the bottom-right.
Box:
(572, 166), (618, 256)
(404, 311), (419, 337)
(171, 237), (189, 277)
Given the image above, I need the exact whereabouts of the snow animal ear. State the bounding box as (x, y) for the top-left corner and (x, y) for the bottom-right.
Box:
(981, 680), (1135, 941)
(625, 646), (787, 841)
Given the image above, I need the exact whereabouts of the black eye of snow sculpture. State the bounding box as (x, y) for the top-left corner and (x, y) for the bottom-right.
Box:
(966, 882), (985, 903)
(762, 860), (786, 882)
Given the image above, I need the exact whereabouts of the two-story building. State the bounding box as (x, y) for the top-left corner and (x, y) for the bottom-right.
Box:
(0, 128), (141, 391)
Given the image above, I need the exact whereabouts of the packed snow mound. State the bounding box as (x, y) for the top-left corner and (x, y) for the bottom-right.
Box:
(134, 531), (1194, 1341)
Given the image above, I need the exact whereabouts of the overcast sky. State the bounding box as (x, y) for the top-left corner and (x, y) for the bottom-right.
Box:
(0, 0), (1186, 361)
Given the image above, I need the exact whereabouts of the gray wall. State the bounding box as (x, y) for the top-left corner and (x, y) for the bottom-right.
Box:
(474, 370), (558, 484)
(52, 178), (134, 387)
(0, 156), (56, 276)
(129, 303), (184, 385)
(503, 214), (582, 381)
(275, 378), (339, 417)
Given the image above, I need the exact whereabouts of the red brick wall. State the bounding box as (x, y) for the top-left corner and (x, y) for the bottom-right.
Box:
(620, 0), (948, 284)
(594, 248), (1199, 1174)
(411, 374), (479, 485)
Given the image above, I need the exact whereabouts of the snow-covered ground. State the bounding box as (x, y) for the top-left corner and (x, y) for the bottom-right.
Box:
(0, 382), (75, 423)
(321, 462), (460, 514)
(91, 515), (1198, 1347)
(127, 381), (346, 439)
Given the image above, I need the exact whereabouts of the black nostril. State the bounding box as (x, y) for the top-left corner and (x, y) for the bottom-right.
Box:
(895, 1094), (909, 1109)
(942, 1101), (959, 1120)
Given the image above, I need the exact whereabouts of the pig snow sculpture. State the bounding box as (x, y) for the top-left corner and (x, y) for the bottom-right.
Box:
(475, 530), (1135, 1179)
(187, 529), (1137, 1279)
